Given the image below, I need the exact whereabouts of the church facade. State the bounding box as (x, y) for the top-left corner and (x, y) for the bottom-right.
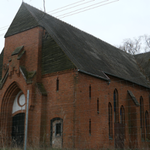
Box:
(0, 2), (150, 149)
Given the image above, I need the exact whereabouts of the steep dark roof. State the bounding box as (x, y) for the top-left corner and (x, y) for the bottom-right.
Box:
(5, 4), (39, 37)
(5, 2), (150, 88)
(134, 52), (150, 80)
(42, 31), (76, 75)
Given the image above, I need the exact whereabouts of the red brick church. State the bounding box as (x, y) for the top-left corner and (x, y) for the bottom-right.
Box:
(0, 2), (150, 149)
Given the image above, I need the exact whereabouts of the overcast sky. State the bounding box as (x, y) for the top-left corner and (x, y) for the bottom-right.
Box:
(0, 0), (150, 53)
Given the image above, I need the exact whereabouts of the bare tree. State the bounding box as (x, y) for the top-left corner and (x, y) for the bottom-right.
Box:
(143, 35), (150, 52)
(118, 37), (141, 55)
(117, 35), (150, 55)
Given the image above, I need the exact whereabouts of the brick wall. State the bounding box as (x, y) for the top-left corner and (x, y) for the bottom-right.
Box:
(0, 26), (150, 149)
(3, 27), (43, 78)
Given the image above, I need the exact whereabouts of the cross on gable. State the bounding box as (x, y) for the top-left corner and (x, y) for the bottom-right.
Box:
(9, 46), (26, 76)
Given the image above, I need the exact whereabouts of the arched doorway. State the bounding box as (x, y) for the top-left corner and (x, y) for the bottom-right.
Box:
(11, 91), (26, 146)
(1, 82), (25, 146)
(12, 113), (25, 146)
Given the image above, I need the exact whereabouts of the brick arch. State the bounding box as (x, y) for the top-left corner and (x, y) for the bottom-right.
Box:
(0, 82), (23, 145)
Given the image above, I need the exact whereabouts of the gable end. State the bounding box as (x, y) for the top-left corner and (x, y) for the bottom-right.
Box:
(42, 31), (76, 75)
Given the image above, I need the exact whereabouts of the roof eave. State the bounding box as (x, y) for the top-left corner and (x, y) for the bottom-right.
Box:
(5, 25), (41, 38)
(78, 69), (110, 82)
(105, 72), (150, 89)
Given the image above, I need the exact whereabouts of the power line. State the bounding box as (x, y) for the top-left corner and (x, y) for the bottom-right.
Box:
(0, 0), (119, 37)
(48, 0), (85, 13)
(57, 0), (119, 18)
(0, 1), (86, 30)
(56, 0), (108, 17)
(50, 0), (96, 15)
(0, 25), (9, 31)
(0, 33), (5, 37)
(0, 0), (118, 30)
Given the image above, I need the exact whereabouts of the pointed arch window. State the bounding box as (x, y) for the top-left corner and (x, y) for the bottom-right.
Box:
(114, 89), (119, 123)
(120, 105), (125, 139)
(120, 105), (125, 124)
(140, 96), (145, 140)
(140, 97), (144, 128)
(145, 111), (149, 140)
(108, 102), (113, 139)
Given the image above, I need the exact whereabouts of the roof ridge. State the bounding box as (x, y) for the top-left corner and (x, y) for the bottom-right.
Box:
(22, 3), (117, 50)
(22, 2), (41, 25)
(4, 2), (150, 88)
(5, 2), (40, 37)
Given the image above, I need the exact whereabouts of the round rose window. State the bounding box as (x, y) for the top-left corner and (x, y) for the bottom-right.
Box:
(17, 93), (25, 107)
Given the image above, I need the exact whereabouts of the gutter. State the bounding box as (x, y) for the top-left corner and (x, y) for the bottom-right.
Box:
(77, 69), (150, 89)
(78, 69), (110, 82)
(104, 72), (150, 89)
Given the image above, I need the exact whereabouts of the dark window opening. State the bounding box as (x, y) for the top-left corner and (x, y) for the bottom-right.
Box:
(120, 105), (125, 124)
(108, 103), (113, 139)
(140, 97), (144, 128)
(120, 105), (125, 139)
(89, 85), (91, 99)
(140, 97), (145, 140)
(145, 111), (149, 140)
(97, 99), (99, 114)
(56, 78), (59, 91)
(56, 123), (61, 136)
(114, 89), (119, 123)
(89, 119), (91, 135)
